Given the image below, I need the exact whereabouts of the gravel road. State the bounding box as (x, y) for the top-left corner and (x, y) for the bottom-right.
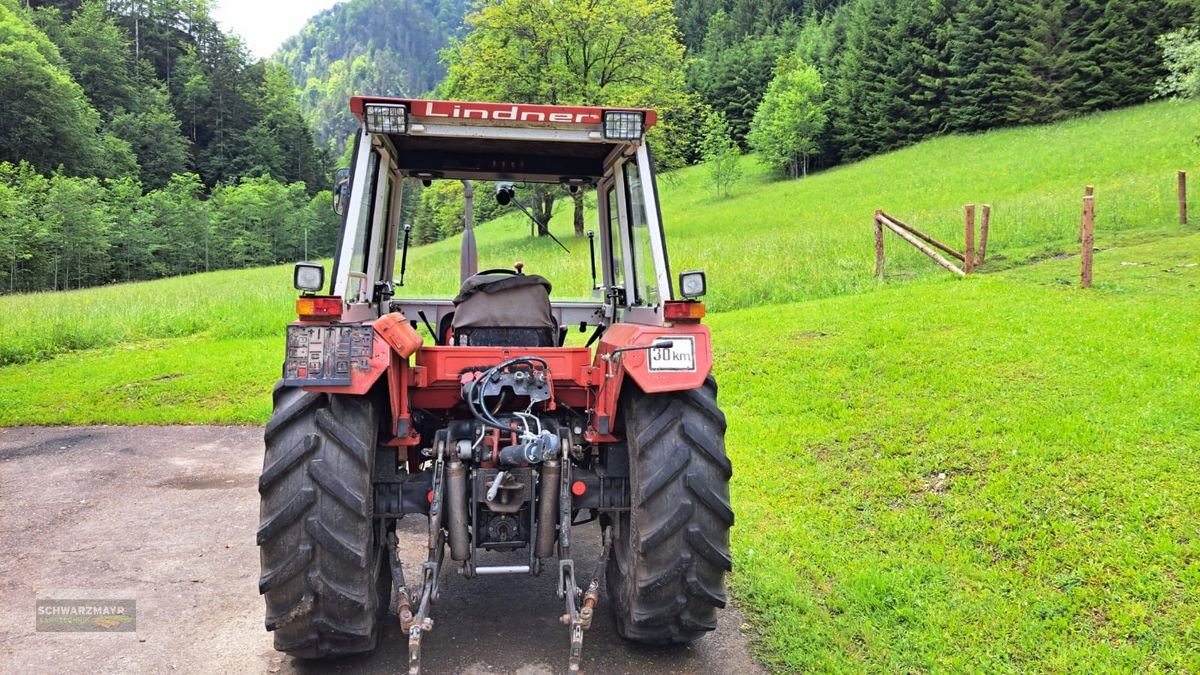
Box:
(0, 426), (763, 675)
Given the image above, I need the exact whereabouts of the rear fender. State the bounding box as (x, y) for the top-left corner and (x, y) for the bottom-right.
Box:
(588, 322), (712, 440)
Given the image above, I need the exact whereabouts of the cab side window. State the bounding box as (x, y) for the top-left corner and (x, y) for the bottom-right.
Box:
(622, 161), (658, 306)
(605, 185), (625, 293)
(349, 149), (381, 275)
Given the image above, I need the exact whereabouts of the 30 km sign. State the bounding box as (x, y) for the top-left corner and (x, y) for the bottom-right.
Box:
(648, 336), (697, 372)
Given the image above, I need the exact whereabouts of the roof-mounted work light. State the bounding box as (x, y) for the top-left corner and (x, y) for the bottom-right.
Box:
(603, 110), (644, 140)
(364, 103), (408, 134)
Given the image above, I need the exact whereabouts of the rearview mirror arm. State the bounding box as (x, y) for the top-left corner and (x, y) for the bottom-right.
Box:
(399, 224), (413, 286)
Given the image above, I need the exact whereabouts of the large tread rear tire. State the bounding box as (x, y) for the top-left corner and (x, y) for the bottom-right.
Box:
(606, 376), (733, 644)
(257, 382), (391, 658)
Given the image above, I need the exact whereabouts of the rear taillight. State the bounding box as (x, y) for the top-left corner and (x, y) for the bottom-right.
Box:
(663, 300), (705, 323)
(296, 296), (343, 321)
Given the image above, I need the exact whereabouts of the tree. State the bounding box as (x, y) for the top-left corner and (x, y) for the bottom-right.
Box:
(414, 180), (465, 246)
(0, 2), (110, 175)
(686, 18), (797, 145)
(699, 109), (742, 198)
(42, 172), (113, 289)
(442, 0), (690, 236)
(747, 56), (827, 178)
(1156, 27), (1200, 99)
(58, 0), (138, 119)
(138, 172), (208, 274)
(245, 63), (328, 191)
(106, 78), (190, 188)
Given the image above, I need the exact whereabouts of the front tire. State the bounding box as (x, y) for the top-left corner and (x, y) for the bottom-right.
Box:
(257, 383), (391, 658)
(606, 376), (734, 643)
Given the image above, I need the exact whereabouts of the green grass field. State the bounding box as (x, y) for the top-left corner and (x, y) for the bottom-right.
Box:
(1, 100), (1198, 670)
(719, 234), (1200, 670)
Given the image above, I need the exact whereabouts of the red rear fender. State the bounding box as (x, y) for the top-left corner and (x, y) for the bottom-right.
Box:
(588, 322), (713, 440)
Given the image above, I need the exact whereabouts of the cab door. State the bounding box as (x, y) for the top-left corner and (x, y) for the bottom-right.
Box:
(599, 146), (673, 326)
(332, 130), (403, 321)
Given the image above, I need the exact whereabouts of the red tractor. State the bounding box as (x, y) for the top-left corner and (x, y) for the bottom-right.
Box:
(258, 98), (732, 673)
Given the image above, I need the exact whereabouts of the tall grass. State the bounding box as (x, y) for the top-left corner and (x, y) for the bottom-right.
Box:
(0, 99), (1195, 365)
(0, 266), (300, 365)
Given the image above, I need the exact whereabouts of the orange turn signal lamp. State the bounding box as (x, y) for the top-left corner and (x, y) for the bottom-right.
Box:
(296, 295), (343, 321)
(664, 300), (705, 323)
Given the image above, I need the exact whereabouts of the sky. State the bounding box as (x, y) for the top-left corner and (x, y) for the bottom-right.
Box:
(210, 0), (343, 59)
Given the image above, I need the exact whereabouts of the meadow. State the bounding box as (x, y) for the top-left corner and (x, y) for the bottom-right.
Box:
(1, 100), (1198, 670)
(719, 235), (1200, 670)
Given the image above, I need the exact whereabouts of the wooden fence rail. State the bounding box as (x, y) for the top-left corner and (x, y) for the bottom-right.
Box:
(874, 206), (991, 278)
(875, 211), (967, 277)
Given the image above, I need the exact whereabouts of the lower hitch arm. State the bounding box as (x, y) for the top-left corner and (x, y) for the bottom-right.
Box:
(561, 524), (613, 673)
(405, 452), (446, 675)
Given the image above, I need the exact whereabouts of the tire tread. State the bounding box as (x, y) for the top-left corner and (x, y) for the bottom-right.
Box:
(607, 377), (733, 645)
(257, 383), (388, 659)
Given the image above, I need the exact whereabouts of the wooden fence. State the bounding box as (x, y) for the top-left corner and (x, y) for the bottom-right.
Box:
(875, 171), (1190, 287)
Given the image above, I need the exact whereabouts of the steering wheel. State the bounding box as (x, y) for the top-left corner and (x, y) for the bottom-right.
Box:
(476, 262), (526, 276)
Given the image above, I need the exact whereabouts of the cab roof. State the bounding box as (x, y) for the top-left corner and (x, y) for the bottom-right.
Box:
(349, 97), (659, 184)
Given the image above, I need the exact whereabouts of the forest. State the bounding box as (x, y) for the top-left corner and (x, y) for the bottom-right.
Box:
(276, 0), (468, 160)
(0, 0), (336, 293)
(1, 0), (1198, 293)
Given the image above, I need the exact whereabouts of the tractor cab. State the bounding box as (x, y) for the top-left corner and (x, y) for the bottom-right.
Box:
(307, 98), (704, 334)
(263, 98), (729, 675)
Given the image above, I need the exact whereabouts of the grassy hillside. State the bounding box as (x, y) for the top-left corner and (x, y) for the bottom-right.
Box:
(0, 100), (1195, 368)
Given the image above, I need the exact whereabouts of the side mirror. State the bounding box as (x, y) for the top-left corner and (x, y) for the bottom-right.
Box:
(332, 167), (350, 216)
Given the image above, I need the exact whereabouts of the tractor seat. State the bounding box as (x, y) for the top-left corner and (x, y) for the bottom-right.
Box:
(449, 271), (557, 347)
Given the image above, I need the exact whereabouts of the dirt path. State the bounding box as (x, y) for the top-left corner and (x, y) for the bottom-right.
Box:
(0, 426), (763, 675)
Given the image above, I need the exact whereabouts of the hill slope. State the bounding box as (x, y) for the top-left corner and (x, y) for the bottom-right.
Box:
(275, 0), (469, 158)
(719, 234), (1200, 670)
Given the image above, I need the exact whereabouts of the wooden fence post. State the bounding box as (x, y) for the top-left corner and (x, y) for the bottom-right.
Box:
(964, 204), (976, 274)
(1081, 195), (1095, 289)
(978, 204), (991, 265)
(1180, 171), (1188, 225)
(874, 210), (885, 278)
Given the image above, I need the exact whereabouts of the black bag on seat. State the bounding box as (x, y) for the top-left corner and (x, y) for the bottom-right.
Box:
(450, 273), (556, 347)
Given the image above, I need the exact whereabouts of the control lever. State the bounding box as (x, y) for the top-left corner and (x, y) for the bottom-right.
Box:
(587, 230), (597, 290)
(398, 223), (413, 286)
(604, 340), (675, 362)
(487, 471), (507, 502)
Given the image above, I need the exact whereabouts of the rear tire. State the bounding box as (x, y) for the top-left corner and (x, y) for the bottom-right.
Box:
(606, 376), (733, 644)
(257, 382), (391, 658)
